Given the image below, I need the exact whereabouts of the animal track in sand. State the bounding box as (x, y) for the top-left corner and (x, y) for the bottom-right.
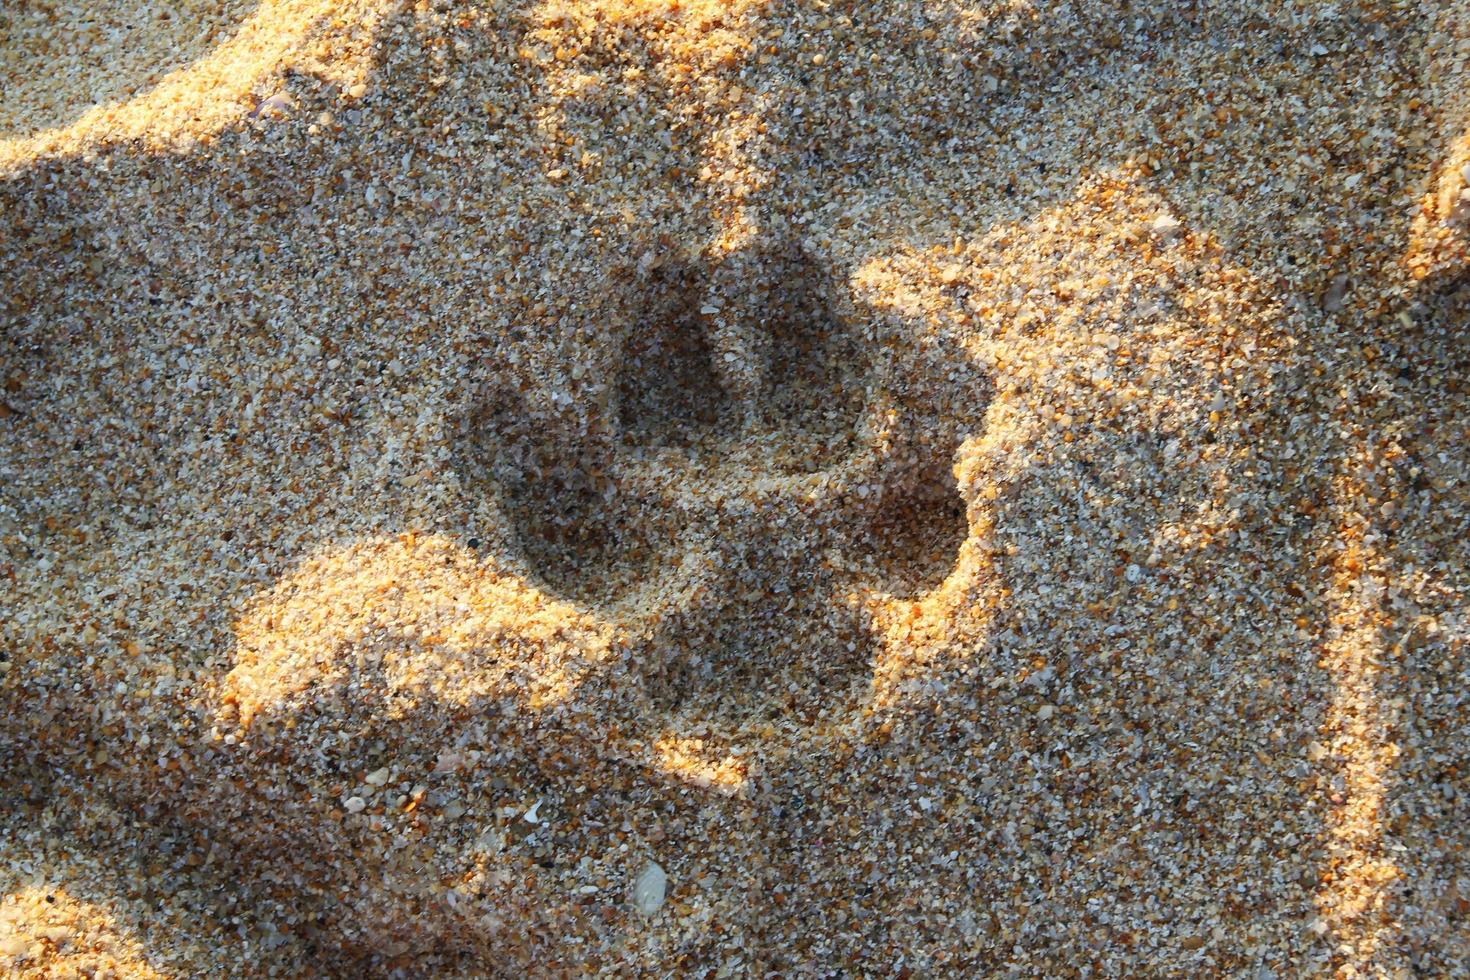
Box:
(482, 238), (969, 727)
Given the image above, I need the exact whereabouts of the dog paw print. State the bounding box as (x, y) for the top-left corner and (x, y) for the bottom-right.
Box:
(481, 237), (970, 729)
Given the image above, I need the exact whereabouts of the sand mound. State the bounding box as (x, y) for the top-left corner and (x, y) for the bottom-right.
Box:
(3, 0), (1469, 976)
(0, 0), (384, 166)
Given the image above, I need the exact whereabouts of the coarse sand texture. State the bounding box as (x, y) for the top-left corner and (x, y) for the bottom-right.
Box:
(2, 1), (1470, 976)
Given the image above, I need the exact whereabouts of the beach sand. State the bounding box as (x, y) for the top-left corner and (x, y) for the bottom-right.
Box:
(2, 1), (1469, 975)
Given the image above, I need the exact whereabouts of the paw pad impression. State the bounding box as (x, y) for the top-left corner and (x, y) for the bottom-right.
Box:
(484, 239), (968, 727)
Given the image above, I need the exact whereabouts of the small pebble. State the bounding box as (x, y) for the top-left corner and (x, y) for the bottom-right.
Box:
(632, 861), (667, 916)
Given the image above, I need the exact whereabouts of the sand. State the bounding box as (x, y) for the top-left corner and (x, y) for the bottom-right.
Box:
(2, 0), (1469, 976)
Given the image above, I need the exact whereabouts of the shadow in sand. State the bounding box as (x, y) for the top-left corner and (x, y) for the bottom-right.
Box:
(713, 180), (1347, 974)
(455, 234), (985, 733)
(1, 0), (1465, 976)
(4, 750), (521, 978)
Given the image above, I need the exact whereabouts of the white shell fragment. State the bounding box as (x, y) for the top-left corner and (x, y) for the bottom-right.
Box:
(632, 861), (667, 916)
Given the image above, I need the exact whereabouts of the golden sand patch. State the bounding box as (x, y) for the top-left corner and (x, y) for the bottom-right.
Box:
(222, 533), (618, 730)
(3, 0), (1469, 974)
(0, 0), (385, 167)
(0, 887), (169, 980)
